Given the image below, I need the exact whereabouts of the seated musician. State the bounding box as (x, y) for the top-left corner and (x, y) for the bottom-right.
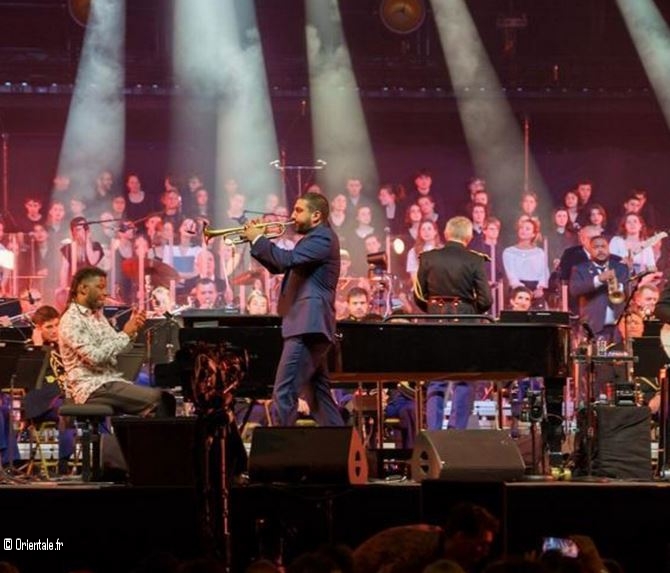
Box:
(148, 286), (175, 318)
(183, 249), (228, 297)
(346, 286), (371, 321)
(333, 287), (372, 425)
(635, 283), (660, 320)
(506, 286), (543, 437)
(247, 289), (269, 316)
(192, 277), (221, 309)
(609, 294), (665, 414)
(58, 267), (174, 416)
(22, 305), (77, 474)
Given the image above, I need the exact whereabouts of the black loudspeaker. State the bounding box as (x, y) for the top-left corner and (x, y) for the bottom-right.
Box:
(249, 427), (369, 485)
(411, 430), (525, 482)
(111, 418), (204, 487)
(579, 405), (652, 480)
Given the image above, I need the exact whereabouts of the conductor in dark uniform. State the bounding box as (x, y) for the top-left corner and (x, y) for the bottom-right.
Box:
(414, 216), (493, 430)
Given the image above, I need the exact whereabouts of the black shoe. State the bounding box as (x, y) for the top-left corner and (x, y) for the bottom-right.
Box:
(57, 459), (70, 475)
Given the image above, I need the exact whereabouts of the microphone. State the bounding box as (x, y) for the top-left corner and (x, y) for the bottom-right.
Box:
(27, 291), (34, 305)
(300, 99), (307, 117)
(581, 322), (595, 341)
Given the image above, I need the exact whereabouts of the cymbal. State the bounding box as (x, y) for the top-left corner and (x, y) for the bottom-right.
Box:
(121, 257), (181, 285)
(231, 269), (263, 286)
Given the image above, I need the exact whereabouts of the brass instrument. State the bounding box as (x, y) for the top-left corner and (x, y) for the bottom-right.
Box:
(203, 220), (295, 245)
(47, 344), (68, 393)
(606, 263), (625, 304)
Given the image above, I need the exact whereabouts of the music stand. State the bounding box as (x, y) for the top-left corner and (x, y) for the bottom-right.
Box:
(0, 344), (48, 482)
(117, 345), (146, 383)
(0, 298), (21, 318)
(12, 346), (50, 392)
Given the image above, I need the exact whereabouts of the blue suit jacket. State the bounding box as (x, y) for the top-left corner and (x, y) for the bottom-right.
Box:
(250, 223), (340, 341)
(569, 257), (629, 334)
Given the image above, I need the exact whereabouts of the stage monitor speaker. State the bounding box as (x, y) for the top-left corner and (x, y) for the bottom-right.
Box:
(411, 430), (525, 482)
(111, 417), (204, 487)
(577, 405), (652, 480)
(248, 427), (369, 485)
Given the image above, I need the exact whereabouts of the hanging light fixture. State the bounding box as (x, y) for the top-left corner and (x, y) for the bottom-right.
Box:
(69, 0), (90, 27)
(379, 0), (426, 34)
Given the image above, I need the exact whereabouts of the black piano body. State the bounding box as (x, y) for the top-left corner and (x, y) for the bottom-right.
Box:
(179, 312), (571, 382)
(331, 320), (570, 381)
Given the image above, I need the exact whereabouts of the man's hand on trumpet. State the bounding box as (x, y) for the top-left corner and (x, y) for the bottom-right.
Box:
(597, 268), (616, 283)
(242, 219), (264, 244)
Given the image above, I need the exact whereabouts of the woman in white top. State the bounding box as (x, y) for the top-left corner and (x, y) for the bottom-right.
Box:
(406, 219), (443, 280)
(503, 217), (550, 306)
(608, 213), (656, 274)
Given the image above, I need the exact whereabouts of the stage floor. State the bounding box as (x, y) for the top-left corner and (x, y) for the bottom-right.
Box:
(0, 477), (668, 573)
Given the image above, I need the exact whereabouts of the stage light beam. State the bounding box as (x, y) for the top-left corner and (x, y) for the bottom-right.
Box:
(172, 0), (281, 213)
(430, 0), (548, 219)
(616, 0), (670, 129)
(305, 0), (378, 195)
(57, 0), (125, 204)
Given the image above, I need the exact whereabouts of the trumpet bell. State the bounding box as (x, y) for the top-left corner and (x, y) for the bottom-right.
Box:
(608, 290), (626, 305)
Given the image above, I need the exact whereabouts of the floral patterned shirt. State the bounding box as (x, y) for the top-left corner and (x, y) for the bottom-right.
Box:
(58, 302), (133, 403)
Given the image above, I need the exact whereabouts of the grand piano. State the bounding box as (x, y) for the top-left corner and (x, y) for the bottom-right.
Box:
(179, 310), (570, 383)
(179, 311), (571, 455)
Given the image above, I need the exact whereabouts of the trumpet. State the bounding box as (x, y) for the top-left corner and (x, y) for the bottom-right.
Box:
(606, 264), (626, 305)
(203, 220), (295, 245)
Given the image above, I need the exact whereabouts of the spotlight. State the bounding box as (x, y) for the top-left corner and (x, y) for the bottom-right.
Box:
(379, 0), (426, 34)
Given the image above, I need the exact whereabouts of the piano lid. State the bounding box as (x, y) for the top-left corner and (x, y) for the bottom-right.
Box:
(181, 310), (282, 328)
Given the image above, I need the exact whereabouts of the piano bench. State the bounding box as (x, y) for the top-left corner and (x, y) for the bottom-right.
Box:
(58, 404), (114, 482)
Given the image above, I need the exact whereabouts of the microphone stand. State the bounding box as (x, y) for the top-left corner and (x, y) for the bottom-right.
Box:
(143, 306), (187, 386)
(580, 323), (596, 479)
(270, 159), (326, 197)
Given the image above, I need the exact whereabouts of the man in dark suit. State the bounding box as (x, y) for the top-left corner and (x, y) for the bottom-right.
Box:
(414, 216), (493, 431)
(557, 225), (602, 315)
(244, 191), (343, 426)
(569, 235), (629, 344)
